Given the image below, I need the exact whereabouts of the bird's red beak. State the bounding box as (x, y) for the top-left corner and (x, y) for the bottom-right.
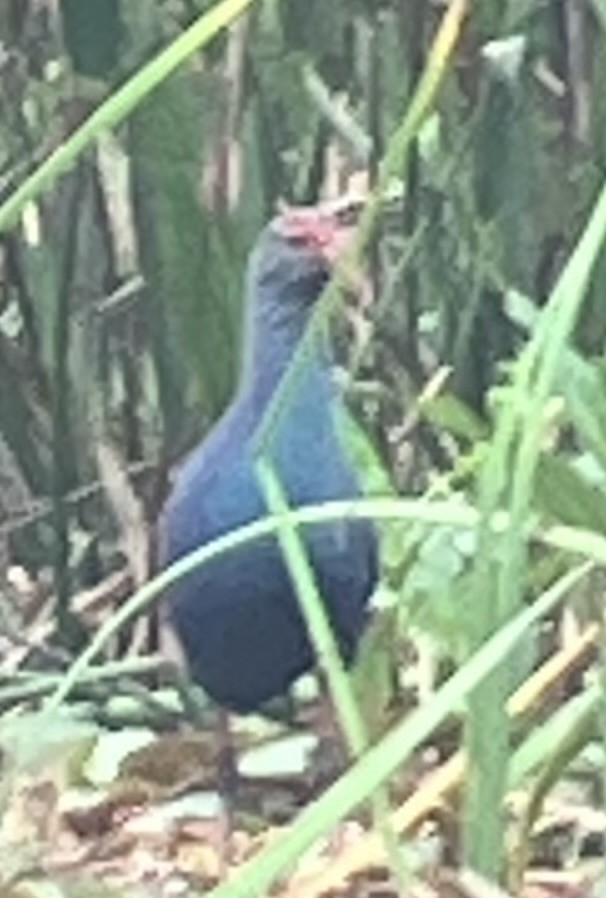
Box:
(275, 197), (365, 297)
(275, 198), (362, 264)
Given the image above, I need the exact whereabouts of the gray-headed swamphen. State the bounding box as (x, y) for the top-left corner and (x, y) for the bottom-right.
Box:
(161, 203), (378, 714)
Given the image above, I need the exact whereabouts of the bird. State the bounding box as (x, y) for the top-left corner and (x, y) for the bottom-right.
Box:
(160, 202), (378, 714)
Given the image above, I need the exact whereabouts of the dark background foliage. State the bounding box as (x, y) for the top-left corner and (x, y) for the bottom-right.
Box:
(1, 1), (603, 580)
(1, 1), (606, 891)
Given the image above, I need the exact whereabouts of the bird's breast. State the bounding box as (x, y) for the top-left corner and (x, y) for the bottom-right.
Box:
(161, 369), (377, 711)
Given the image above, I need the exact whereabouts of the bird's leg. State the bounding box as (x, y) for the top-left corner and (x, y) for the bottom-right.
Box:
(216, 707), (239, 796)
(171, 670), (239, 872)
(216, 707), (239, 871)
(313, 672), (349, 787)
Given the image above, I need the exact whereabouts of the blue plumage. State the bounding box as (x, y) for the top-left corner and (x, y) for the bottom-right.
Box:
(161, 207), (377, 712)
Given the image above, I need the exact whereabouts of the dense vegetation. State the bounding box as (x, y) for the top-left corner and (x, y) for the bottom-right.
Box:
(1, 0), (606, 895)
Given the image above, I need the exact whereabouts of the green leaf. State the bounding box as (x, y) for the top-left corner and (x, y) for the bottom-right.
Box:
(60, 0), (122, 80)
(130, 68), (241, 438)
(422, 391), (489, 442)
(560, 354), (606, 475)
(535, 452), (606, 533)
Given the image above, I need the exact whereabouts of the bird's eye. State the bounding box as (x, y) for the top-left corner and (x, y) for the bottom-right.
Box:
(334, 202), (362, 228)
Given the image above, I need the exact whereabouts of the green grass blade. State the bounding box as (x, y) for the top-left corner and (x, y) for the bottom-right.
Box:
(0, 0), (264, 234)
(206, 564), (590, 898)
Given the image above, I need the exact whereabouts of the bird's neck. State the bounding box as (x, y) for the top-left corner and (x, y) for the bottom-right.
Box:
(236, 297), (334, 411)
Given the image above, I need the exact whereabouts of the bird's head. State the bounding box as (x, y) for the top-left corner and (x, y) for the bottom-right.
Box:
(239, 199), (364, 396)
(246, 201), (360, 316)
